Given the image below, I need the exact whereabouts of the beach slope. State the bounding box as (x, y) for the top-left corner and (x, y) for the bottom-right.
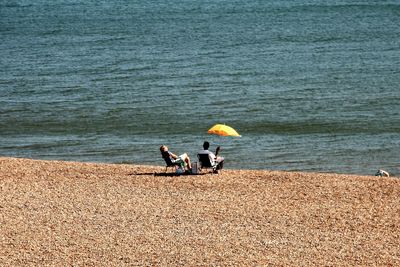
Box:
(0, 157), (399, 266)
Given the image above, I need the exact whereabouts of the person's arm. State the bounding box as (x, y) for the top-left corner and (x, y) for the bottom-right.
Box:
(169, 152), (178, 159)
(209, 151), (217, 160)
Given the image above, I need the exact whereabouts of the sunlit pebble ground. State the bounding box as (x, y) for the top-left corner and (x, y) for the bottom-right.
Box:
(0, 157), (399, 266)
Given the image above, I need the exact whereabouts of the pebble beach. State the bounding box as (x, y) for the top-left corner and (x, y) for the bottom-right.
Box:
(1, 157), (399, 266)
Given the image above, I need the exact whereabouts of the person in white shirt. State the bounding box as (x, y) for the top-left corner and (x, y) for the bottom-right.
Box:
(198, 141), (224, 172)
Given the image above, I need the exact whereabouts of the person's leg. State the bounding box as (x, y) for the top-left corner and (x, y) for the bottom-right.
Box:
(216, 156), (224, 170)
(180, 153), (192, 169)
(185, 155), (192, 169)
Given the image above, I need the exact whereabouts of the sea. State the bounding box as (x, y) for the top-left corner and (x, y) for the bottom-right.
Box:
(1, 0), (399, 176)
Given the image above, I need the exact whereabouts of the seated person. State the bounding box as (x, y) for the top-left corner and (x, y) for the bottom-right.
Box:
(198, 141), (224, 172)
(160, 145), (192, 170)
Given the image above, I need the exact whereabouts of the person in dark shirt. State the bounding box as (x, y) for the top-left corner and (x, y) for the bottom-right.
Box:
(160, 145), (192, 170)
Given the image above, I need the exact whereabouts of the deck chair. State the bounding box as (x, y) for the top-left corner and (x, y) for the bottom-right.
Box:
(162, 152), (185, 173)
(197, 153), (218, 173)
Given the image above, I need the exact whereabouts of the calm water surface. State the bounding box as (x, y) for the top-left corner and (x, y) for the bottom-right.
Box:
(1, 0), (399, 175)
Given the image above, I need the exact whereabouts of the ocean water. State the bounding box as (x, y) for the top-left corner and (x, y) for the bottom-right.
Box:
(1, 0), (399, 176)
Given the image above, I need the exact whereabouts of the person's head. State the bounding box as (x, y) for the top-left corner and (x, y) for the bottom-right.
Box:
(203, 141), (210, 150)
(160, 145), (168, 153)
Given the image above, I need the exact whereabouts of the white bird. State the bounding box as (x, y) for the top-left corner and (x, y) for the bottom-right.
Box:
(375, 169), (390, 177)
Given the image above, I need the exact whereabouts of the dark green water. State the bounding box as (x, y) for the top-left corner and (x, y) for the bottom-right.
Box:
(1, 0), (399, 175)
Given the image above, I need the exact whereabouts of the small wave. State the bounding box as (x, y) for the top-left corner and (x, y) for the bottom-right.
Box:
(1, 3), (33, 8)
(41, 29), (63, 36)
(236, 121), (400, 135)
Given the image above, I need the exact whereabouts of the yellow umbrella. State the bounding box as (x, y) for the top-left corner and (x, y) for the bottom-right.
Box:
(207, 124), (241, 137)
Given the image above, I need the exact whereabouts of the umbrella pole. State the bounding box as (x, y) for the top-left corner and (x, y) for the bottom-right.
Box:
(215, 146), (221, 157)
